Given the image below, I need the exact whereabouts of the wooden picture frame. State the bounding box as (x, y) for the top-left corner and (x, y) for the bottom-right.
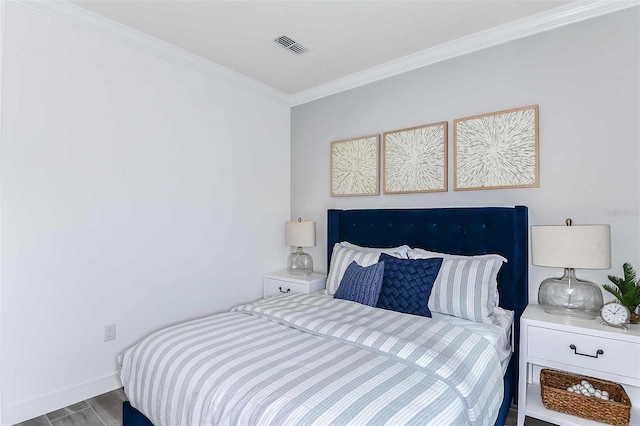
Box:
(330, 134), (380, 197)
(383, 121), (448, 194)
(454, 104), (539, 191)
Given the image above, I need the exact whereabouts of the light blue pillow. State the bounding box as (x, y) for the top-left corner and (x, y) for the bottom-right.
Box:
(334, 261), (385, 307)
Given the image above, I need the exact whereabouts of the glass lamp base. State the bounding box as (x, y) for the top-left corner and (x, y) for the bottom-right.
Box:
(541, 305), (600, 320)
(538, 268), (603, 319)
(287, 247), (313, 275)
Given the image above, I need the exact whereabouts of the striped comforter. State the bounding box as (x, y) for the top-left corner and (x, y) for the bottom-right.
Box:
(120, 293), (503, 426)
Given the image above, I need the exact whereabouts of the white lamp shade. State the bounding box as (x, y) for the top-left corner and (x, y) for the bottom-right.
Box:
(531, 224), (611, 269)
(285, 220), (316, 247)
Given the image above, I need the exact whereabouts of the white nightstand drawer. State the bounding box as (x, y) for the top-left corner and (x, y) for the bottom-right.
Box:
(264, 279), (312, 296)
(528, 326), (640, 380)
(263, 272), (327, 298)
(519, 305), (640, 426)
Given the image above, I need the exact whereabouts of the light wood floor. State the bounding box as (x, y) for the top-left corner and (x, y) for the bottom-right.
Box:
(15, 389), (556, 426)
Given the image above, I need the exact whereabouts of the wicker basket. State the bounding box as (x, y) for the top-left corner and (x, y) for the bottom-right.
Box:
(540, 369), (631, 426)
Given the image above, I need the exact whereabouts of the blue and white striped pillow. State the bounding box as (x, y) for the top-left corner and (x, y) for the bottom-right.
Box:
(334, 261), (385, 306)
(408, 248), (506, 324)
(326, 243), (409, 295)
(428, 257), (500, 324)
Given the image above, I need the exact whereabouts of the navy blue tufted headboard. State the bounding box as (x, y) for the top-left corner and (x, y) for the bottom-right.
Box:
(327, 206), (528, 420)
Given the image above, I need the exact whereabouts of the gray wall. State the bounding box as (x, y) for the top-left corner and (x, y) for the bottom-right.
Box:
(291, 8), (640, 304)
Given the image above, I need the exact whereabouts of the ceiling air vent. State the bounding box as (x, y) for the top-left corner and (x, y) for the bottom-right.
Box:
(274, 35), (309, 55)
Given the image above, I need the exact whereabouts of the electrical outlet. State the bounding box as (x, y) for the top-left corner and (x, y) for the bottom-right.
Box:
(104, 324), (116, 342)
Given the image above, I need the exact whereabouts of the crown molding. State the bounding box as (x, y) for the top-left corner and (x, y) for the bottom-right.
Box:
(289, 0), (640, 106)
(12, 0), (291, 106)
(10, 0), (640, 108)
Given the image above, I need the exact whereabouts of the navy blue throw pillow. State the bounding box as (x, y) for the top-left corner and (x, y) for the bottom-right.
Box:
(376, 254), (443, 317)
(334, 261), (385, 307)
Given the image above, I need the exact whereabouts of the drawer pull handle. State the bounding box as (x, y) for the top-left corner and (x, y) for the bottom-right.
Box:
(279, 287), (291, 294)
(569, 344), (604, 358)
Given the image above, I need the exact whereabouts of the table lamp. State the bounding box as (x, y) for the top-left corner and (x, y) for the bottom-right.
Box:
(285, 218), (316, 275)
(531, 219), (610, 319)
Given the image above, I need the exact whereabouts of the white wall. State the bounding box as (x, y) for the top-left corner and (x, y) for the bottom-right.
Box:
(291, 9), (639, 304)
(0, 0), (7, 421)
(0, 3), (290, 424)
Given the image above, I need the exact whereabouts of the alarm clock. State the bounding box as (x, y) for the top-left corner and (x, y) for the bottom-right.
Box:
(600, 301), (630, 328)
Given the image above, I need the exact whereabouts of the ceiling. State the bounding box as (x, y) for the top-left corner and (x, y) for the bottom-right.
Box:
(70, 0), (577, 96)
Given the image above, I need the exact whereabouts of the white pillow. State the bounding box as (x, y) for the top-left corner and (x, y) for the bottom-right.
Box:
(326, 242), (409, 295)
(408, 248), (506, 324)
(339, 242), (408, 253)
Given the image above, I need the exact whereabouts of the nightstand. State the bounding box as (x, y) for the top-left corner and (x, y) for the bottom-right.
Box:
(263, 271), (327, 298)
(518, 304), (640, 426)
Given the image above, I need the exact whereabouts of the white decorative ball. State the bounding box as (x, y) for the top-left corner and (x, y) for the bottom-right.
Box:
(567, 387), (574, 392)
(602, 391), (609, 397)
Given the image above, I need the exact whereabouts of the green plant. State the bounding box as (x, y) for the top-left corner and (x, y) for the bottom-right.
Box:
(603, 263), (640, 311)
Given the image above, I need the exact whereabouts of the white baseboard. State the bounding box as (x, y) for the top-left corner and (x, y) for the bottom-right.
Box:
(2, 373), (123, 426)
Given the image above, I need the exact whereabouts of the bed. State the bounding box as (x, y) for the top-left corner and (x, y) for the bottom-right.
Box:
(121, 206), (528, 426)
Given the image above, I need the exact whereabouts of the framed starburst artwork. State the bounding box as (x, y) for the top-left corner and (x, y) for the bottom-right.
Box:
(383, 121), (447, 194)
(454, 105), (539, 191)
(330, 134), (380, 197)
